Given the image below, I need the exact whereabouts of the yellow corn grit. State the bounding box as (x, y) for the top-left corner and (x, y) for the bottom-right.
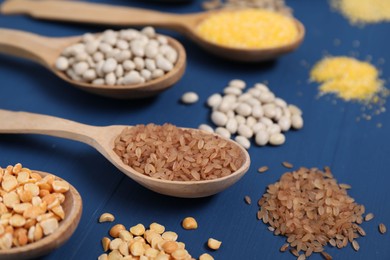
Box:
(331, 0), (390, 24)
(195, 9), (299, 49)
(310, 56), (383, 101)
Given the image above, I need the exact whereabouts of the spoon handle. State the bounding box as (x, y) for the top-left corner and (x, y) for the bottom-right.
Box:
(0, 28), (58, 67)
(0, 109), (100, 146)
(1, 0), (193, 32)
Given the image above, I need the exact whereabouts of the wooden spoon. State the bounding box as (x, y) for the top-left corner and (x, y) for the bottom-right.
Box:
(0, 28), (186, 99)
(0, 171), (82, 260)
(1, 0), (305, 62)
(0, 109), (251, 198)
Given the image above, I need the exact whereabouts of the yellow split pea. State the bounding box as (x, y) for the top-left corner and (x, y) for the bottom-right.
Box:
(196, 9), (299, 49)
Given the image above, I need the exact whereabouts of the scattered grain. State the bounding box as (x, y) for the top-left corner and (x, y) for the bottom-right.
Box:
(280, 243), (289, 252)
(351, 240), (360, 251)
(379, 223), (387, 234)
(244, 195), (252, 205)
(321, 251), (333, 260)
(257, 166), (369, 258)
(365, 213), (374, 221)
(282, 161), (293, 169)
(258, 166), (269, 173)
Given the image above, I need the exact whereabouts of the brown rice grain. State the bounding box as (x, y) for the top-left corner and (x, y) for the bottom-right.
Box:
(379, 223), (387, 234)
(290, 248), (299, 257)
(282, 161), (293, 169)
(244, 196), (252, 205)
(321, 251), (333, 260)
(258, 166), (269, 173)
(365, 213), (374, 221)
(351, 240), (360, 251)
(280, 243), (289, 252)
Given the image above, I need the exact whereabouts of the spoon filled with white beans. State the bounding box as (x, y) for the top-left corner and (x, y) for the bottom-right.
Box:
(0, 109), (250, 198)
(1, 0), (305, 62)
(0, 27), (186, 99)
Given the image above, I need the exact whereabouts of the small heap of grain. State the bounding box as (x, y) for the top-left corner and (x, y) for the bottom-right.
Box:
(257, 166), (369, 258)
(331, 0), (390, 25)
(202, 0), (292, 16)
(113, 123), (244, 181)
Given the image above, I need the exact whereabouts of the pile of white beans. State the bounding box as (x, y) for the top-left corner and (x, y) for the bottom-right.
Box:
(55, 27), (178, 86)
(199, 79), (303, 149)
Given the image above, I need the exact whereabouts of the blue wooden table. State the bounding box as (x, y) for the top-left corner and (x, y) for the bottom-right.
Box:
(0, 0), (389, 259)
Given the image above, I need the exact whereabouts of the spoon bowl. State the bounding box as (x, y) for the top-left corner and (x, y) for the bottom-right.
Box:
(0, 109), (250, 198)
(0, 171), (82, 260)
(1, 0), (305, 62)
(0, 29), (186, 99)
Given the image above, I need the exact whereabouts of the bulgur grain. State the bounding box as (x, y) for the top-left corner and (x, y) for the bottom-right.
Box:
(244, 195), (252, 204)
(282, 161), (293, 168)
(365, 213), (374, 221)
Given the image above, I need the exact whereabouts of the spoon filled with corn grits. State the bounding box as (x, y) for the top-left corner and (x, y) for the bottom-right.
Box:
(0, 109), (250, 198)
(0, 28), (186, 99)
(1, 0), (305, 62)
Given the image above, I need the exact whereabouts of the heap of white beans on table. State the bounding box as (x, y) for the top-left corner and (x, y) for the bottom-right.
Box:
(55, 27), (178, 86)
(199, 79), (303, 149)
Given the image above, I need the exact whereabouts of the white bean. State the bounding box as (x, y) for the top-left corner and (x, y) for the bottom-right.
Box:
(235, 115), (246, 125)
(237, 93), (252, 102)
(105, 72), (116, 85)
(73, 61), (89, 75)
(145, 43), (159, 58)
(123, 60), (136, 71)
(156, 55), (173, 71)
(165, 49), (178, 64)
(226, 110), (235, 118)
(274, 97), (287, 108)
(259, 91), (275, 103)
(211, 111), (228, 126)
(157, 35), (168, 45)
(82, 33), (95, 43)
(229, 79), (246, 89)
(82, 69), (96, 81)
(269, 133), (286, 146)
(247, 88), (262, 98)
(207, 93), (222, 108)
(215, 127), (231, 139)
(235, 103), (252, 117)
(98, 42), (112, 54)
(237, 124), (253, 138)
(85, 41), (99, 55)
(252, 122), (266, 133)
(130, 41), (145, 57)
(92, 78), (105, 85)
(140, 69), (152, 81)
(289, 104), (303, 116)
(263, 104), (276, 118)
(225, 118), (238, 134)
(55, 56), (69, 71)
(152, 69), (164, 79)
(218, 101), (233, 113)
(252, 105), (264, 118)
(114, 65), (123, 77)
(115, 50), (131, 63)
(93, 52), (104, 62)
(246, 116), (257, 127)
(267, 124), (281, 135)
(198, 124), (214, 133)
(291, 115), (304, 129)
(235, 136), (250, 149)
(134, 57), (145, 71)
(278, 116), (291, 131)
(123, 71), (142, 85)
(245, 97), (261, 107)
(141, 26), (156, 38)
(102, 58), (117, 74)
(260, 117), (273, 127)
(145, 59), (157, 71)
(224, 86), (242, 96)
(116, 39), (129, 50)
(255, 130), (269, 146)
(181, 92), (199, 104)
(254, 83), (269, 92)
(274, 107), (283, 121)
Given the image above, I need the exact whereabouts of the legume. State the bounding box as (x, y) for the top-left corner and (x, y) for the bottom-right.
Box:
(55, 27), (178, 86)
(0, 163), (69, 249)
(205, 79), (303, 149)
